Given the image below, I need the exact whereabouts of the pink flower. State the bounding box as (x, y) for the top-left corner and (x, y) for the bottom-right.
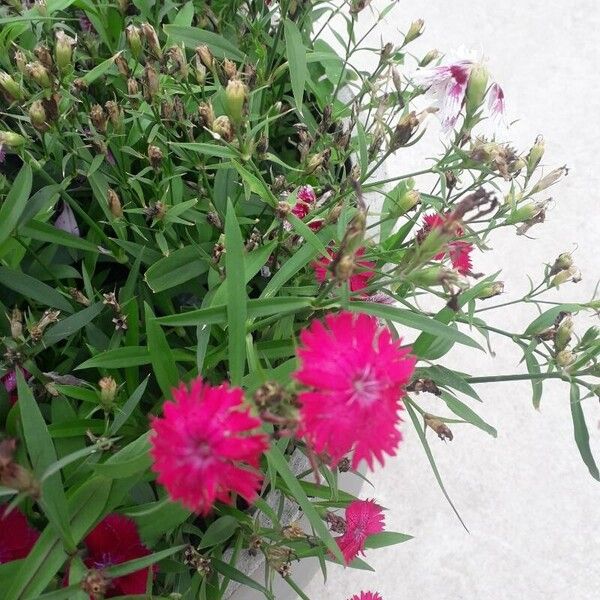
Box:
(414, 60), (473, 131)
(83, 514), (154, 597)
(347, 593), (384, 600)
(0, 505), (40, 564)
(313, 247), (375, 292)
(1, 368), (32, 406)
(336, 499), (385, 564)
(421, 213), (473, 275)
(150, 377), (268, 515)
(291, 185), (317, 219)
(295, 311), (416, 469)
(487, 82), (509, 136)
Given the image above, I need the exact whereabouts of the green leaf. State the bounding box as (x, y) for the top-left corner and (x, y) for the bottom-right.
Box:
(211, 558), (273, 599)
(170, 142), (239, 159)
(0, 267), (73, 312)
(94, 433), (152, 479)
(82, 52), (120, 85)
(440, 391), (497, 437)
(144, 303), (179, 397)
(231, 161), (277, 206)
(104, 545), (185, 578)
(348, 302), (483, 351)
(197, 516), (239, 549)
(17, 371), (74, 549)
(570, 384), (600, 481)
(76, 346), (150, 369)
(287, 213), (328, 256)
(0, 164), (32, 250)
(44, 302), (104, 346)
(524, 304), (582, 335)
(162, 25), (245, 60)
(19, 220), (99, 252)
(417, 365), (481, 401)
(225, 200), (247, 385)
(109, 376), (149, 436)
(284, 19), (307, 110)
(144, 245), (210, 293)
(267, 446), (344, 563)
(364, 531), (413, 548)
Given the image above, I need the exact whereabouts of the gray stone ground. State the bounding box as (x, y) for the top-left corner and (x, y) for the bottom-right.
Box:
(239, 2), (600, 598)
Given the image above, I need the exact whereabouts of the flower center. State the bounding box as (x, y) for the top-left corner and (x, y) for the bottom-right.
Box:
(349, 367), (381, 407)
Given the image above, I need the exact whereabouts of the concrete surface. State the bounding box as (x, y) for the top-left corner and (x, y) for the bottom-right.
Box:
(298, 2), (600, 599)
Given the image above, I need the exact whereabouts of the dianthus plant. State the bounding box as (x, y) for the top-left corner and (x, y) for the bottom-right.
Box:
(0, 1), (598, 599)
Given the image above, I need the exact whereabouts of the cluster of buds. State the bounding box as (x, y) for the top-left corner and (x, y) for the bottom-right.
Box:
(183, 546), (212, 577)
(28, 309), (60, 342)
(253, 382), (299, 437)
(537, 311), (578, 369)
(424, 413), (454, 442)
(266, 546), (293, 577)
(103, 292), (128, 331)
(470, 138), (525, 180)
(0, 438), (40, 498)
(282, 521), (306, 540)
(549, 252), (581, 287)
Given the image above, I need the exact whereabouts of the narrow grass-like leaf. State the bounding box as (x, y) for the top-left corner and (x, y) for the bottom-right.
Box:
(364, 531), (413, 548)
(0, 267), (73, 312)
(109, 376), (150, 435)
(225, 201), (247, 385)
(440, 391), (497, 437)
(44, 302), (104, 345)
(211, 558), (273, 599)
(144, 246), (210, 292)
(284, 19), (307, 110)
(163, 25), (245, 60)
(570, 384), (600, 481)
(19, 220), (99, 252)
(104, 545), (185, 578)
(144, 303), (179, 397)
(197, 516), (239, 549)
(0, 164), (32, 249)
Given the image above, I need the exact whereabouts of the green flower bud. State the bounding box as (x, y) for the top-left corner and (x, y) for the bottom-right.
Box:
(194, 56), (206, 85)
(55, 30), (76, 73)
(407, 265), (445, 287)
(125, 25), (143, 60)
(527, 135), (545, 176)
(29, 100), (47, 130)
(477, 281), (505, 300)
(549, 252), (573, 275)
(225, 79), (247, 125)
(0, 71), (26, 101)
(556, 349), (575, 368)
(98, 376), (117, 408)
(505, 202), (544, 225)
(212, 115), (234, 142)
(26, 61), (52, 89)
(554, 316), (573, 352)
(0, 130), (27, 148)
(13, 51), (27, 75)
(396, 189), (421, 216)
(466, 63), (489, 115)
(419, 49), (441, 67)
(404, 19), (424, 44)
(143, 64), (160, 101)
(551, 266), (581, 288)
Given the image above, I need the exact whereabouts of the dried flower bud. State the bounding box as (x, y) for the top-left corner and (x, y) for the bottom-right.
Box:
(477, 281), (504, 300)
(114, 53), (130, 77)
(34, 44), (53, 70)
(105, 101), (123, 131)
(196, 45), (213, 70)
(550, 252), (573, 275)
(81, 569), (110, 599)
(98, 376), (117, 408)
(69, 288), (90, 306)
(14, 50), (27, 75)
(391, 111), (419, 150)
(506, 201), (545, 225)
(380, 42), (394, 62)
(29, 309), (60, 341)
(198, 101), (215, 128)
(256, 134), (269, 155)
(147, 144), (163, 170)
(193, 56), (207, 85)
(143, 64), (160, 100)
(271, 175), (287, 195)
(71, 77), (88, 95)
(527, 135), (545, 176)
(466, 63), (489, 115)
(9, 307), (23, 339)
(0, 71), (26, 102)
(392, 67), (403, 95)
(244, 63), (257, 89)
(404, 19), (424, 44)
(222, 58), (238, 81)
(420, 49), (441, 67)
(0, 438), (40, 497)
(0, 130), (26, 148)
(225, 79), (247, 125)
(424, 414), (453, 441)
(556, 349), (575, 368)
(551, 266), (581, 288)
(253, 382), (285, 410)
(55, 30), (76, 73)
(350, 0), (372, 14)
(107, 188), (123, 217)
(90, 104), (107, 133)
(28, 100), (47, 131)
(212, 115), (234, 142)
(407, 378), (442, 395)
(143, 201), (167, 222)
(337, 456), (351, 472)
(26, 61), (52, 89)
(167, 45), (187, 78)
(305, 149), (330, 174)
(325, 512), (347, 534)
(530, 166), (568, 195)
(127, 77), (139, 96)
(282, 521), (306, 540)
(125, 25), (142, 60)
(141, 22), (162, 58)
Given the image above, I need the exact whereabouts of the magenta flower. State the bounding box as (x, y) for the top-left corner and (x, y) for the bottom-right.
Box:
(347, 593), (384, 600)
(336, 499), (385, 564)
(150, 377), (269, 515)
(313, 247), (375, 292)
(1, 368), (32, 406)
(290, 184), (317, 220)
(421, 213), (474, 275)
(487, 82), (509, 135)
(294, 311), (416, 469)
(0, 505), (40, 564)
(83, 514), (154, 597)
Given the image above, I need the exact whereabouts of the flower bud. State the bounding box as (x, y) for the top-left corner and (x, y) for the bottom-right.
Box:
(527, 135), (545, 176)
(81, 569), (109, 598)
(117, 0), (129, 13)
(0, 131), (26, 148)
(305, 149), (331, 174)
(147, 144), (163, 170)
(222, 58), (238, 81)
(466, 63), (489, 115)
(114, 53), (130, 77)
(13, 50), (27, 75)
(212, 115), (234, 142)
(55, 30), (76, 73)
(141, 22), (162, 58)
(556, 349), (575, 368)
(225, 79), (247, 125)
(34, 44), (53, 70)
(275, 200), (292, 220)
(551, 266), (581, 288)
(98, 376), (117, 408)
(104, 100), (123, 131)
(396, 189), (421, 216)
(505, 202), (544, 225)
(166, 45), (187, 79)
(530, 166), (567, 195)
(0, 71), (26, 101)
(125, 25), (142, 60)
(107, 188), (123, 217)
(404, 19), (424, 44)
(71, 78), (88, 95)
(198, 101), (215, 128)
(554, 316), (573, 352)
(476, 281), (504, 300)
(407, 265), (445, 287)
(419, 49), (441, 67)
(143, 64), (160, 101)
(26, 61), (52, 89)
(194, 56), (207, 85)
(29, 100), (47, 130)
(424, 413), (453, 441)
(196, 45), (213, 70)
(390, 111), (418, 150)
(9, 307), (23, 339)
(90, 104), (107, 133)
